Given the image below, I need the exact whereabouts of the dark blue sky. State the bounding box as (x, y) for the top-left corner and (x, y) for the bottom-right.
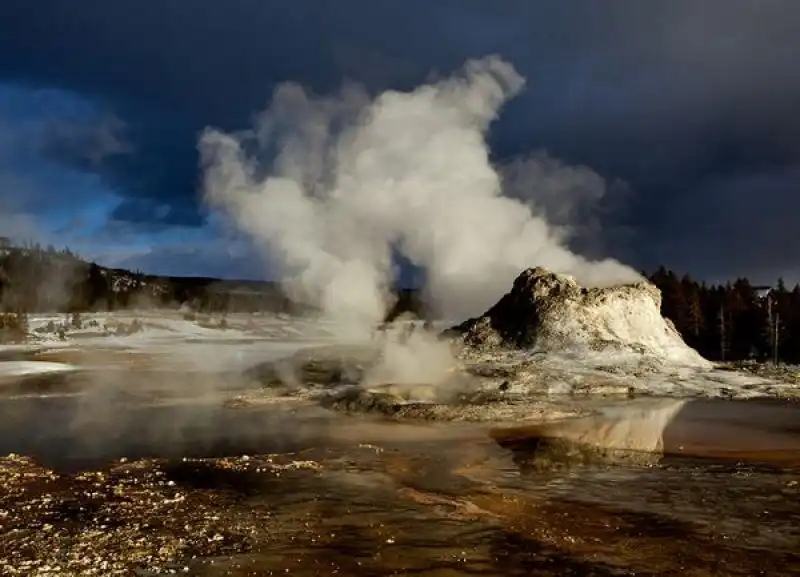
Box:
(1, 0), (799, 282)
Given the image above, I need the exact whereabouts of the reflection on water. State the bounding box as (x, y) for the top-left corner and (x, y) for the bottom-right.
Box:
(1, 372), (800, 575)
(180, 447), (800, 576)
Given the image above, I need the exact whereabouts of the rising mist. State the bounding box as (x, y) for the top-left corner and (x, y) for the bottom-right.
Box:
(199, 56), (639, 338)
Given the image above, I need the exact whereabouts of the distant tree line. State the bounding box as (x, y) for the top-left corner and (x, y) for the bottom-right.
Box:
(2, 242), (800, 363)
(391, 268), (800, 365)
(0, 243), (292, 315)
(648, 267), (800, 364)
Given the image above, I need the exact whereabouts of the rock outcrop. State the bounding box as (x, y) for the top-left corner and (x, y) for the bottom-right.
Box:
(450, 267), (710, 368)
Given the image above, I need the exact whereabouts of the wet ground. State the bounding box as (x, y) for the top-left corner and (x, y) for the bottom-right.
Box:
(1, 364), (800, 575)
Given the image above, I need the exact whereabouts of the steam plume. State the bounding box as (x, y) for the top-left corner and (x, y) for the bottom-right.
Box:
(199, 56), (639, 336)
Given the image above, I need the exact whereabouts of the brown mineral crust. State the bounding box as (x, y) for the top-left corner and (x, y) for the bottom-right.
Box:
(0, 454), (318, 576)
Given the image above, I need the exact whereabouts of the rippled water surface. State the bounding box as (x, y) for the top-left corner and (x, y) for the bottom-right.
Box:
(1, 369), (799, 575)
(181, 444), (800, 576)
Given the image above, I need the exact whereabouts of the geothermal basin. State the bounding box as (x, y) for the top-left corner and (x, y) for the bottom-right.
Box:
(2, 300), (800, 577)
(1, 362), (800, 576)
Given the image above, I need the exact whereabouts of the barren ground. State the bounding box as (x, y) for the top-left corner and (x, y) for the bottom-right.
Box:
(1, 311), (799, 576)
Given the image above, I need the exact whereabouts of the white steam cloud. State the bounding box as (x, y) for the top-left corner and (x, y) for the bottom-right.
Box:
(199, 56), (639, 338)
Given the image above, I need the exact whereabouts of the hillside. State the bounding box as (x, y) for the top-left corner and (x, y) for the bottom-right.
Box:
(3, 242), (800, 364)
(0, 243), (291, 314)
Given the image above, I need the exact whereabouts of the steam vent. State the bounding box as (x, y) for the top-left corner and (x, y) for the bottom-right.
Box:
(451, 267), (711, 368)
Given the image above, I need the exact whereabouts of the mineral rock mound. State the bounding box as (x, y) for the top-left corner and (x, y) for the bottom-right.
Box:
(450, 267), (711, 368)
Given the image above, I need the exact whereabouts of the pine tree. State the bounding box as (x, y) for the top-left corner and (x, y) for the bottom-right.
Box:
(686, 289), (704, 339)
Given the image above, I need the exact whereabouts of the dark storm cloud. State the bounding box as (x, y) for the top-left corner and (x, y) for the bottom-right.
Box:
(1, 0), (799, 279)
(38, 113), (129, 169)
(650, 167), (800, 282)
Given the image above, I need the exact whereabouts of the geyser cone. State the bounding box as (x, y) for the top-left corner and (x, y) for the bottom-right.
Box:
(451, 267), (710, 367)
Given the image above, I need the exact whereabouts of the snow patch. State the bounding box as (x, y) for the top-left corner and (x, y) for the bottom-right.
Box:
(0, 361), (78, 377)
